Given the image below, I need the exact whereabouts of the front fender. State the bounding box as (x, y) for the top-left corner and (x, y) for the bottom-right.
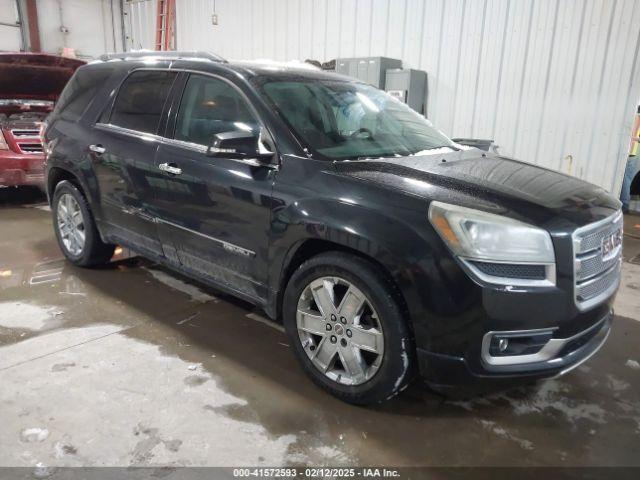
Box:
(267, 196), (480, 353)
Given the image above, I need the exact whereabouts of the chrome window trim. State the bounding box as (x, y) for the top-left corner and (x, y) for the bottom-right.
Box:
(161, 137), (208, 153)
(460, 258), (556, 288)
(572, 211), (623, 311)
(93, 124), (279, 170)
(159, 137), (279, 170)
(94, 68), (280, 170)
(481, 315), (607, 367)
(94, 122), (163, 143)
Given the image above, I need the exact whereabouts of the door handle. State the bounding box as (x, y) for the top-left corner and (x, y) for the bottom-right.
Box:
(158, 162), (182, 175)
(89, 144), (106, 155)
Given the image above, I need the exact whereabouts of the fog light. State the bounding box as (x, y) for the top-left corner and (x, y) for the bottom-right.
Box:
(488, 330), (554, 357)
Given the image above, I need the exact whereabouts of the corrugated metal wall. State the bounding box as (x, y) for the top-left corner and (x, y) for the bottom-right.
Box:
(36, 0), (124, 58)
(124, 0), (157, 50)
(126, 0), (640, 193)
(0, 0), (22, 51)
(1, 0), (124, 57)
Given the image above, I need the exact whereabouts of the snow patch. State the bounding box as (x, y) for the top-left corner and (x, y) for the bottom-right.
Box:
(144, 267), (217, 303)
(625, 359), (640, 370)
(0, 302), (60, 331)
(479, 420), (533, 451)
(20, 427), (49, 443)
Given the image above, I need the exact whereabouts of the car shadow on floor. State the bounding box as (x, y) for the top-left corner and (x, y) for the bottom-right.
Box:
(0, 186), (47, 206)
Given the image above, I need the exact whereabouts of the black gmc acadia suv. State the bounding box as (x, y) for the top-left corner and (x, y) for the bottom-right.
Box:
(44, 51), (622, 404)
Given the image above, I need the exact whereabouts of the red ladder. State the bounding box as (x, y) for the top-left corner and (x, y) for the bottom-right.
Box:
(155, 0), (176, 51)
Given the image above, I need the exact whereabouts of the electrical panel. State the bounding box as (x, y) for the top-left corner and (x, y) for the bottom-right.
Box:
(385, 68), (428, 114)
(335, 57), (402, 89)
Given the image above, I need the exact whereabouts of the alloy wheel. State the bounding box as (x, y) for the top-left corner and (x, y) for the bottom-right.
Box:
(56, 193), (86, 257)
(296, 276), (384, 385)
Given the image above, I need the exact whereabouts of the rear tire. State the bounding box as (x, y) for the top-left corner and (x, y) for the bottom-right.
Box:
(52, 180), (115, 267)
(283, 251), (415, 405)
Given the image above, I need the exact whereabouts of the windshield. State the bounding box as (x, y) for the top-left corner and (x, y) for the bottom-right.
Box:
(259, 79), (456, 160)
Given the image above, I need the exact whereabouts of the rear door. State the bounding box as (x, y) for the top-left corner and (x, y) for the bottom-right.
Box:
(90, 70), (177, 258)
(153, 72), (276, 301)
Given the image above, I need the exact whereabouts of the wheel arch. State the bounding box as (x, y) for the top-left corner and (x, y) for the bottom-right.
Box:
(47, 167), (83, 203)
(273, 237), (412, 333)
(47, 166), (108, 243)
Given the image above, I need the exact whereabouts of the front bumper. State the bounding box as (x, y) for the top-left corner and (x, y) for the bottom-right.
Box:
(418, 309), (612, 393)
(0, 152), (45, 187)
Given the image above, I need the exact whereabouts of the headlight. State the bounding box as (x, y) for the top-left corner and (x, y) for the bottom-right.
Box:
(429, 201), (555, 286)
(0, 130), (8, 151)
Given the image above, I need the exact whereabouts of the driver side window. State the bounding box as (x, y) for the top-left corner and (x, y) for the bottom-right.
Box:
(174, 74), (258, 146)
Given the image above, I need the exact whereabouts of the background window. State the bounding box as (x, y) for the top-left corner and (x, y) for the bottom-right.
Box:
(109, 70), (176, 134)
(174, 74), (258, 146)
(55, 66), (112, 122)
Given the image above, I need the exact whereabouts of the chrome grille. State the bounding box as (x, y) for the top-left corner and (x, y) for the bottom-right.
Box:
(18, 143), (44, 154)
(11, 128), (40, 138)
(573, 212), (623, 310)
(576, 250), (619, 280)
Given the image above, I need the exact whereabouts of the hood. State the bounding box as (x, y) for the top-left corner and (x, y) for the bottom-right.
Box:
(334, 149), (621, 232)
(0, 53), (85, 101)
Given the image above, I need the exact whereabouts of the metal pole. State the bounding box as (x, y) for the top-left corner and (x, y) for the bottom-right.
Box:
(14, 0), (29, 52)
(119, 0), (127, 52)
(110, 0), (117, 51)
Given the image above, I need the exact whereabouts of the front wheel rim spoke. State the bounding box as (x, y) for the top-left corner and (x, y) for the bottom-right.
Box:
(71, 210), (83, 227)
(349, 327), (383, 354)
(309, 278), (336, 317)
(337, 286), (366, 321)
(313, 338), (338, 372)
(297, 309), (327, 336)
(339, 347), (366, 382)
(73, 229), (85, 248)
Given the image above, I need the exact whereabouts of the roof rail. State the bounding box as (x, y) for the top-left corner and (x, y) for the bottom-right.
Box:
(98, 51), (227, 63)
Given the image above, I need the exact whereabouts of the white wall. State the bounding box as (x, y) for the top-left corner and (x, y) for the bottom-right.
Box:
(36, 0), (124, 58)
(127, 0), (640, 194)
(123, 0), (156, 50)
(0, 0), (22, 51)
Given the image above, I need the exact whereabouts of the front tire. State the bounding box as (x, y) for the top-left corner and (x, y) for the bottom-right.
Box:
(283, 252), (415, 405)
(52, 180), (115, 267)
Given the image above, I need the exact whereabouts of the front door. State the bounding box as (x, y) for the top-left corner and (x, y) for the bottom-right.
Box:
(91, 70), (177, 258)
(154, 73), (276, 302)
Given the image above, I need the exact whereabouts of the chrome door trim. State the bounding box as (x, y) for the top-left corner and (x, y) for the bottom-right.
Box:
(155, 217), (255, 258)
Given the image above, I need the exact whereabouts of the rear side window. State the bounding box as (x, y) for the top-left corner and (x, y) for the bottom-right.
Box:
(109, 70), (177, 134)
(55, 66), (112, 122)
(174, 74), (258, 146)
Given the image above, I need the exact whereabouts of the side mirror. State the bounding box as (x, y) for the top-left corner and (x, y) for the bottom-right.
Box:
(206, 129), (275, 161)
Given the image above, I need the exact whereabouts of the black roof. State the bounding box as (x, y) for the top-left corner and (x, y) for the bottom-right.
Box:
(92, 50), (356, 83)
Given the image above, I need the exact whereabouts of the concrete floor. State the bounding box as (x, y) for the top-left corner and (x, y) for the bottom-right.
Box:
(1, 187), (639, 468)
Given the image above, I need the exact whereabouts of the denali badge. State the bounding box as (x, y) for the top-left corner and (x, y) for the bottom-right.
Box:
(601, 229), (622, 261)
(223, 242), (254, 257)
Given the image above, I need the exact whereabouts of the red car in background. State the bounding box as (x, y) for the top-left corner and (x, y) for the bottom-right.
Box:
(0, 53), (84, 190)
